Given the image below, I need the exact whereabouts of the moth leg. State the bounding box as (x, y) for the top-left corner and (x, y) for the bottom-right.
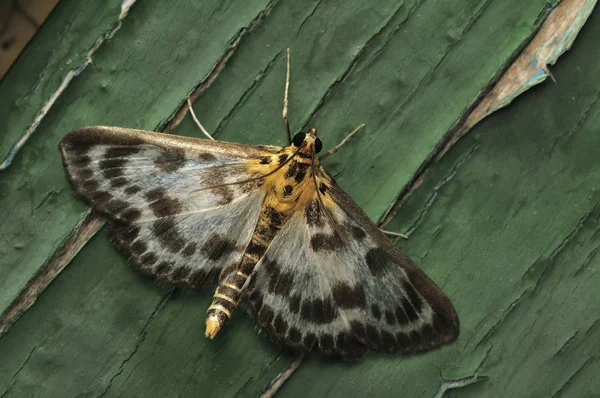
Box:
(282, 48), (292, 144)
(187, 94), (215, 140)
(381, 229), (408, 240)
(319, 123), (366, 160)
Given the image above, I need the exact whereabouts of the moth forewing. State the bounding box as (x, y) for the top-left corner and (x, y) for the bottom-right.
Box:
(59, 126), (273, 290)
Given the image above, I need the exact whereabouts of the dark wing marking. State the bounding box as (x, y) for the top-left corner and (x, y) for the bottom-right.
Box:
(60, 126), (278, 288)
(244, 172), (458, 359)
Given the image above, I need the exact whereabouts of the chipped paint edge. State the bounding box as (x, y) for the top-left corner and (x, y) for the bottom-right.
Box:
(440, 0), (597, 158)
(0, 0), (138, 171)
(381, 0), (596, 226)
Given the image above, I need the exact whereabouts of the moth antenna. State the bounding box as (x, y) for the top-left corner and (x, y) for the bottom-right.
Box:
(319, 123), (366, 160)
(187, 94), (215, 140)
(282, 48), (292, 144)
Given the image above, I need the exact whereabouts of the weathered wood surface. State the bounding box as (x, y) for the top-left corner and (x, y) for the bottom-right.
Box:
(0, 0), (597, 396)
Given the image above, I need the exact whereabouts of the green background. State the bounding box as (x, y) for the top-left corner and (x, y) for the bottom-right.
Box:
(1, 0), (598, 396)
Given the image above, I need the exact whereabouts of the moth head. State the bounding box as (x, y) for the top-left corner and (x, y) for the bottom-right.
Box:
(292, 128), (323, 154)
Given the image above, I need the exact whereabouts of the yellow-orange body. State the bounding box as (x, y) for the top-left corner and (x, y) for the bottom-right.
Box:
(205, 129), (331, 338)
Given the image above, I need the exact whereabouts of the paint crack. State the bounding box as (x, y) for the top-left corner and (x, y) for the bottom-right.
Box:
(231, 353), (283, 398)
(362, 0), (423, 69)
(291, 0), (325, 41)
(475, 289), (528, 349)
(163, 0), (280, 132)
(0, 335), (50, 398)
(376, 0), (494, 134)
(522, 204), (598, 296)
(573, 242), (600, 277)
(0, 211), (103, 337)
(551, 357), (595, 397)
(212, 50), (284, 137)
(98, 290), (171, 397)
(563, 85), (600, 144)
(553, 330), (580, 357)
(0, 0), (139, 171)
(402, 143), (480, 237)
(470, 205), (599, 350)
(433, 344), (492, 398)
(298, 1), (413, 132)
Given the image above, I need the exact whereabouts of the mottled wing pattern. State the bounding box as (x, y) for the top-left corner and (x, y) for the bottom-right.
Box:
(245, 176), (458, 359)
(60, 126), (276, 288)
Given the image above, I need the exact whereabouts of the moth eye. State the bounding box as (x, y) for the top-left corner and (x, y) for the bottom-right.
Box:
(292, 132), (306, 147)
(314, 138), (323, 154)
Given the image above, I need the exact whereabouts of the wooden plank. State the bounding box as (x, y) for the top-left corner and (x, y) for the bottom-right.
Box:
(2, 0), (592, 396)
(281, 4), (600, 397)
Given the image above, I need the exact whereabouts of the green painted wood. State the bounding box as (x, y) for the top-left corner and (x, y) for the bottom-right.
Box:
(0, 0), (274, 317)
(0, 0), (126, 319)
(0, 0), (124, 151)
(281, 6), (600, 397)
(3, 0), (594, 397)
(0, 231), (283, 397)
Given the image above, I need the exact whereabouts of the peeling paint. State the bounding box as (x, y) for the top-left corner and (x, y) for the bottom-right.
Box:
(434, 344), (492, 398)
(380, 0), (596, 226)
(438, 0), (597, 159)
(434, 374), (488, 398)
(0, 0), (139, 171)
(2, 1), (597, 396)
(98, 290), (171, 397)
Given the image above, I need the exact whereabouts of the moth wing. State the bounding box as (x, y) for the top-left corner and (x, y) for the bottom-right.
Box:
(245, 177), (458, 359)
(60, 126), (278, 287)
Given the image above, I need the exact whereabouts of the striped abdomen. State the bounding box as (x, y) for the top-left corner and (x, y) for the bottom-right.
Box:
(205, 204), (288, 338)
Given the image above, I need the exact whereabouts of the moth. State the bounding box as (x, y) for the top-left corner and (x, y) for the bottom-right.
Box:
(59, 50), (458, 359)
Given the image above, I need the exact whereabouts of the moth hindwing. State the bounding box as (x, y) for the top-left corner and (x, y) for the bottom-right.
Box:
(60, 126), (459, 359)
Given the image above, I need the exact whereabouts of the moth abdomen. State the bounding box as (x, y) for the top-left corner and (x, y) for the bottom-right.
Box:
(206, 280), (243, 338)
(205, 200), (293, 339)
